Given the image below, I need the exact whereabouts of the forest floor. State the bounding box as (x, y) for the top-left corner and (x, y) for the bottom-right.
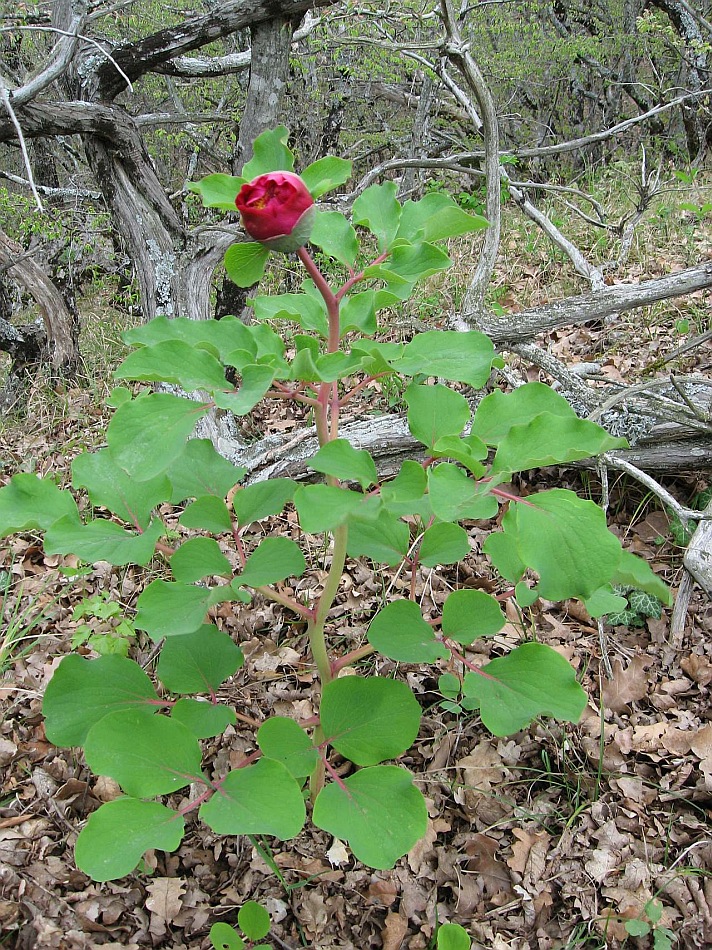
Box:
(1, 180), (711, 950)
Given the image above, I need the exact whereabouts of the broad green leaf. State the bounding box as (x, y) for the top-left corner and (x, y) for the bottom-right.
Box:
(352, 181), (401, 251)
(396, 331), (495, 387)
(398, 192), (488, 243)
(484, 489), (622, 601)
(483, 530), (525, 585)
(492, 414), (627, 474)
(210, 923), (245, 950)
(441, 589), (506, 643)
(157, 624), (244, 694)
(310, 209), (358, 267)
(347, 512), (410, 566)
(339, 290), (377, 336)
(585, 586), (627, 618)
(405, 383), (471, 451)
(213, 364), (276, 415)
(462, 642), (587, 736)
(224, 242), (270, 287)
(168, 439), (246, 503)
(383, 241), (451, 284)
(107, 393), (209, 480)
(432, 434), (488, 477)
(72, 449), (171, 528)
(42, 654), (158, 747)
(241, 126), (294, 179)
(471, 382), (577, 444)
(436, 923), (472, 950)
(200, 759), (306, 838)
(84, 709), (203, 796)
(170, 537), (232, 583)
(135, 579), (228, 639)
(186, 173), (245, 210)
(114, 340), (228, 391)
(124, 315), (259, 365)
(419, 522), (470, 567)
(625, 920), (651, 938)
(232, 478), (296, 525)
(380, 461), (428, 517)
(308, 439), (378, 490)
(367, 600), (448, 663)
(256, 716), (318, 778)
(313, 766), (427, 869)
(234, 536), (306, 588)
(252, 292), (328, 338)
(44, 516), (164, 567)
(293, 484), (365, 533)
(320, 676), (421, 765)
(428, 464), (498, 523)
(0, 473), (79, 536)
(611, 549), (672, 606)
(180, 495), (233, 533)
(300, 156), (352, 198)
(171, 697), (236, 738)
(75, 799), (185, 882)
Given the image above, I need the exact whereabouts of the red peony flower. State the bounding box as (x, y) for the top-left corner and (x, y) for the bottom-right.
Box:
(235, 171), (315, 252)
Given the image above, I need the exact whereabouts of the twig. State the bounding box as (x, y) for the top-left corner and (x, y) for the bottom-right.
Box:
(0, 81), (43, 211)
(600, 453), (706, 524)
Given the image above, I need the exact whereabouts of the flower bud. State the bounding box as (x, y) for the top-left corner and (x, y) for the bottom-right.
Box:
(236, 171), (315, 252)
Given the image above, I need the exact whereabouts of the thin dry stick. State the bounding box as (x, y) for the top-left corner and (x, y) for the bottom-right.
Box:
(0, 83), (43, 211)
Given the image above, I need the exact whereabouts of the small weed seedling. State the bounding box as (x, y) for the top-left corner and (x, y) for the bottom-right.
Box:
(0, 129), (671, 881)
(624, 898), (674, 949)
(210, 900), (272, 950)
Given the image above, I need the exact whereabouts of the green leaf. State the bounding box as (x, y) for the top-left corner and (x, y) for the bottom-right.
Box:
(471, 382), (577, 444)
(308, 439), (378, 490)
(367, 600), (448, 663)
(115, 340), (228, 391)
(339, 290), (377, 336)
(213, 364), (276, 416)
(42, 654), (158, 747)
(232, 478), (296, 526)
(186, 173), (245, 210)
(75, 799), (185, 882)
(300, 156), (352, 198)
(170, 537), (232, 583)
(167, 439), (246, 504)
(419, 522), (470, 567)
(436, 922), (472, 950)
(382, 241), (451, 284)
(484, 490), (622, 601)
(72, 449), (171, 529)
(432, 434), (488, 477)
(44, 516), (164, 567)
(491, 414), (627, 474)
(585, 586), (627, 618)
(612, 549), (672, 606)
(234, 536), (306, 588)
(625, 920), (651, 937)
(0, 473), (79, 536)
(135, 579), (226, 640)
(171, 697), (236, 738)
(428, 464), (498, 523)
(404, 383), (471, 451)
(310, 209), (359, 267)
(252, 292), (328, 338)
(380, 461), (428, 517)
(224, 242), (270, 288)
(346, 512), (410, 566)
(462, 642), (587, 735)
(241, 126), (294, 179)
(398, 192), (488, 243)
(352, 181), (401, 251)
(320, 676), (421, 766)
(293, 484), (365, 533)
(313, 766), (427, 869)
(395, 331), (495, 387)
(256, 716), (319, 779)
(107, 393), (209, 480)
(156, 624), (244, 694)
(200, 759), (306, 838)
(124, 315), (259, 365)
(210, 923), (245, 950)
(180, 495), (233, 533)
(84, 709), (204, 797)
(441, 589), (505, 643)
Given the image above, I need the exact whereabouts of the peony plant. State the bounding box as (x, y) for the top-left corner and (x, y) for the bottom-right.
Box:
(0, 129), (671, 884)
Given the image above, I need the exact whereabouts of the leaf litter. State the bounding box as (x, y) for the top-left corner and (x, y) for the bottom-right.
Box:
(1, 320), (712, 948)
